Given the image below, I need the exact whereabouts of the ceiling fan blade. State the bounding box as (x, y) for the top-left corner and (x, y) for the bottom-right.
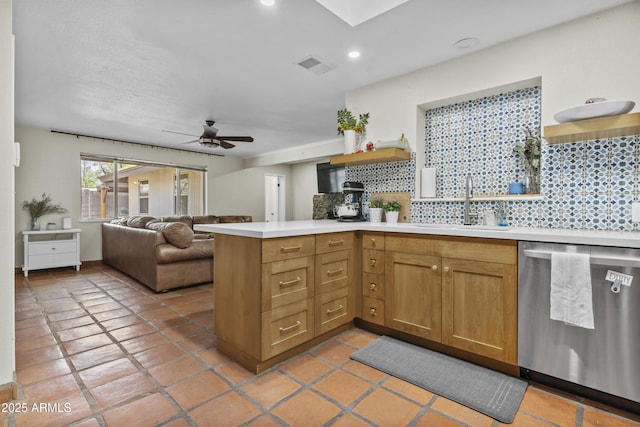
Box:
(216, 136), (254, 142)
(219, 140), (235, 149)
(162, 129), (199, 137)
(179, 139), (200, 145)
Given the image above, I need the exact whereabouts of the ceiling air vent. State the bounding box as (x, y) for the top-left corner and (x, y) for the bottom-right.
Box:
(296, 55), (335, 75)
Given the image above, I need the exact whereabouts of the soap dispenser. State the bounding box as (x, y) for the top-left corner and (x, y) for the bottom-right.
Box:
(497, 202), (508, 227)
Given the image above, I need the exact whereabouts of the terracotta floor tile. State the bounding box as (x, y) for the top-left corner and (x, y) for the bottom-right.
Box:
(16, 344), (64, 369)
(133, 343), (186, 369)
(382, 376), (435, 405)
(15, 334), (58, 354)
(120, 332), (169, 354)
(89, 372), (156, 410)
(99, 314), (141, 331)
(504, 411), (555, 427)
(138, 307), (177, 322)
(78, 357), (139, 389)
(312, 340), (357, 366)
(57, 323), (103, 342)
(244, 414), (283, 427)
(188, 391), (263, 427)
(13, 391), (93, 427)
(519, 387), (577, 427)
(161, 322), (206, 341)
(343, 360), (388, 383)
(92, 307), (132, 322)
(40, 298), (82, 313)
(216, 361), (256, 385)
(15, 323), (52, 341)
(166, 370), (230, 410)
(431, 396), (495, 427)
(175, 332), (216, 352)
(69, 343), (125, 370)
(16, 358), (71, 385)
(337, 328), (380, 349)
(22, 373), (81, 402)
(279, 354), (334, 384)
(272, 389), (342, 426)
(196, 347), (230, 367)
(582, 407), (640, 426)
(160, 417), (193, 427)
(148, 355), (207, 387)
(241, 371), (301, 409)
(102, 392), (178, 427)
(79, 295), (115, 307)
(353, 388), (422, 426)
(15, 316), (47, 331)
(108, 323), (155, 341)
(313, 370), (371, 406)
(47, 309), (89, 323)
(14, 308), (43, 322)
(62, 333), (114, 355)
(415, 410), (466, 427)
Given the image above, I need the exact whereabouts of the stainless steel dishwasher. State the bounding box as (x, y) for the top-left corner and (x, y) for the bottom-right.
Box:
(518, 241), (640, 413)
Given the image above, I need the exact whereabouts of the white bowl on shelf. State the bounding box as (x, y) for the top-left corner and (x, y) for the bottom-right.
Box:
(554, 100), (635, 123)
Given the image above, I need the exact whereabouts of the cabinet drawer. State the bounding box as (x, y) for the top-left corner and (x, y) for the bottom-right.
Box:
(363, 249), (384, 274)
(362, 297), (385, 326)
(362, 272), (384, 300)
(316, 232), (353, 254)
(262, 236), (315, 263)
(262, 298), (314, 359)
(316, 250), (352, 294)
(28, 240), (76, 255)
(362, 232), (384, 250)
(28, 253), (77, 269)
(317, 286), (351, 335)
(262, 256), (314, 311)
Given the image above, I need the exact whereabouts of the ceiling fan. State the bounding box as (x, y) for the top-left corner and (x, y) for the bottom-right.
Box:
(164, 120), (254, 149)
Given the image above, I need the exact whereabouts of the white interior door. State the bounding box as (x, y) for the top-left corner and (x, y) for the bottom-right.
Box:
(265, 174), (285, 222)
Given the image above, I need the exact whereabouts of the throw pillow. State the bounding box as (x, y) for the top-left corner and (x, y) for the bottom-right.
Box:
(147, 221), (194, 249)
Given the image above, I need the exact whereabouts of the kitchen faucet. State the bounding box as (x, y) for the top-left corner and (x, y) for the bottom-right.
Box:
(463, 173), (477, 225)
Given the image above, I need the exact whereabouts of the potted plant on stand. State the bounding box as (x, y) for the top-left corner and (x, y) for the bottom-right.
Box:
(22, 193), (67, 230)
(368, 198), (384, 223)
(383, 200), (402, 223)
(337, 108), (369, 154)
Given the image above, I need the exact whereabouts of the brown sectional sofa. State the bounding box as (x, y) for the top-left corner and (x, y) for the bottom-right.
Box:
(102, 214), (251, 292)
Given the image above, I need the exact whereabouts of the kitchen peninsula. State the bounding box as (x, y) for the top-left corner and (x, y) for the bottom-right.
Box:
(195, 220), (640, 374)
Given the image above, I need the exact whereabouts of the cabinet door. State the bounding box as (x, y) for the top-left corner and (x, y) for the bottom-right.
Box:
(441, 258), (517, 364)
(385, 252), (441, 341)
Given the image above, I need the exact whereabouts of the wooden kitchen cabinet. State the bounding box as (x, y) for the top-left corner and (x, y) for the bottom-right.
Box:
(361, 232), (386, 325)
(383, 234), (518, 365)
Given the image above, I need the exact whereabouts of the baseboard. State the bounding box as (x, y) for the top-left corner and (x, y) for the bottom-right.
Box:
(0, 382), (16, 404)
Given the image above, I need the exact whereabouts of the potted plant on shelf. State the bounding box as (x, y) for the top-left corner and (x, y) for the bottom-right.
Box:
(22, 193), (67, 230)
(514, 127), (542, 194)
(337, 108), (370, 154)
(383, 200), (402, 223)
(368, 198), (384, 223)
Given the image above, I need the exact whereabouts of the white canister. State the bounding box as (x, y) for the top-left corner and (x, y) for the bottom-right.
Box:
(421, 167), (436, 198)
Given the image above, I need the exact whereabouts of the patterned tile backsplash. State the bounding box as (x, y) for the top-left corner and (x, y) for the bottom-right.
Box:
(346, 85), (640, 231)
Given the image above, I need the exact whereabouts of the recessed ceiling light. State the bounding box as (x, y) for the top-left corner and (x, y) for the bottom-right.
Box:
(453, 38), (479, 50)
(260, 0), (275, 6)
(348, 51), (361, 59)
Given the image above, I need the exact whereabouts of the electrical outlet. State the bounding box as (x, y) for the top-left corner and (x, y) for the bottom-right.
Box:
(632, 202), (640, 223)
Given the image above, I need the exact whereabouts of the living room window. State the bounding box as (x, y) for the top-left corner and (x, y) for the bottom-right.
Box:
(81, 154), (206, 220)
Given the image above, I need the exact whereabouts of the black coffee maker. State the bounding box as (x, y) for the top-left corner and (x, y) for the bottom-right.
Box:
(336, 181), (365, 222)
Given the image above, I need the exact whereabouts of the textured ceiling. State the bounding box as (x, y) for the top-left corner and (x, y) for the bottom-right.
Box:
(12, 0), (633, 158)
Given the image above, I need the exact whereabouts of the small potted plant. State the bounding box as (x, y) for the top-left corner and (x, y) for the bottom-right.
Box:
(514, 127), (542, 194)
(337, 108), (370, 154)
(22, 193), (67, 230)
(368, 198), (384, 223)
(383, 200), (402, 223)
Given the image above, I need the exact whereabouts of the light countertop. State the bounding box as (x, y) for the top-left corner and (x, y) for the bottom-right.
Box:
(194, 220), (640, 248)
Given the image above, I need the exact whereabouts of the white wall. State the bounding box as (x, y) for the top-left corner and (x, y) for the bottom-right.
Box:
(291, 159), (325, 220)
(14, 125), (244, 266)
(209, 164), (293, 222)
(0, 0), (15, 387)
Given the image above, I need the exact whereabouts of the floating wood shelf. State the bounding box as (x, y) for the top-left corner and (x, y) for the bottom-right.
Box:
(330, 148), (411, 166)
(544, 112), (640, 144)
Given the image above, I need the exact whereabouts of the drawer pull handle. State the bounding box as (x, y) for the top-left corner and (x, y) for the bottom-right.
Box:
(369, 307), (377, 316)
(279, 277), (301, 287)
(326, 305), (344, 315)
(444, 266), (450, 273)
(328, 240), (344, 247)
(280, 245), (302, 252)
(432, 265), (438, 271)
(279, 321), (301, 333)
(369, 283), (377, 291)
(369, 258), (377, 267)
(327, 267), (344, 276)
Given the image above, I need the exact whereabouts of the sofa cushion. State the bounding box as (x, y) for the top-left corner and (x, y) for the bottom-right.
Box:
(127, 216), (158, 228)
(155, 239), (213, 264)
(218, 215), (252, 223)
(146, 221), (194, 248)
(193, 215), (220, 225)
(160, 215), (193, 229)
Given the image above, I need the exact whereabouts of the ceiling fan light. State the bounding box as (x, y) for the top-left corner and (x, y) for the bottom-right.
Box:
(260, 0), (275, 6)
(348, 50), (361, 59)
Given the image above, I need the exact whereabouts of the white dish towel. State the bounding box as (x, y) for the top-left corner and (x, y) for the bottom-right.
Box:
(550, 252), (595, 329)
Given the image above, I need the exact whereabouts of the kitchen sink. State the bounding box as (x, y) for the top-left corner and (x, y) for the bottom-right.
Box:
(415, 223), (511, 231)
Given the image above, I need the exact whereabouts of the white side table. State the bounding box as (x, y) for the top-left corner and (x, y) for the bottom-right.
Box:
(22, 228), (82, 277)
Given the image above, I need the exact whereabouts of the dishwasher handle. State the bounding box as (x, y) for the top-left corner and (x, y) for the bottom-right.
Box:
(523, 248), (640, 268)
